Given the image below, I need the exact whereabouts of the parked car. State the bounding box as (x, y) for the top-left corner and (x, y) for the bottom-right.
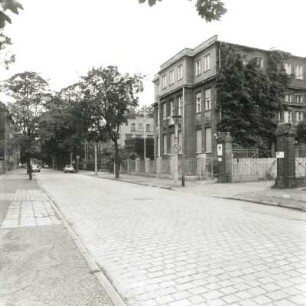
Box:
(64, 165), (76, 173)
(32, 164), (41, 172)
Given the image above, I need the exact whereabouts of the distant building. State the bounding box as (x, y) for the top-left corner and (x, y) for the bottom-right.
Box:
(153, 35), (306, 159)
(118, 113), (154, 148)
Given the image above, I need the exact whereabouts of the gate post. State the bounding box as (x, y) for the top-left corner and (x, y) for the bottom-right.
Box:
(217, 132), (233, 183)
(275, 123), (297, 188)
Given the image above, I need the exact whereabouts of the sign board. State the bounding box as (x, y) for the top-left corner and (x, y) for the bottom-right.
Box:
(218, 157), (222, 162)
(172, 144), (181, 154)
(217, 144), (223, 156)
(276, 151), (285, 159)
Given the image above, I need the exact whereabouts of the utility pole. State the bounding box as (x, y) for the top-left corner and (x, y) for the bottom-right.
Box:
(143, 105), (147, 172)
(181, 87), (185, 187)
(94, 142), (98, 175)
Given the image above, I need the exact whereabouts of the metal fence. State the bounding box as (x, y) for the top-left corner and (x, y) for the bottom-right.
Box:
(232, 158), (277, 182)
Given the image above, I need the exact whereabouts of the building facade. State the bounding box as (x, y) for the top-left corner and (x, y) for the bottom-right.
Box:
(153, 35), (306, 159)
(118, 113), (154, 147)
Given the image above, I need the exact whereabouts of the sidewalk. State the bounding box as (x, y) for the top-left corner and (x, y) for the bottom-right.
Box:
(82, 171), (306, 211)
(0, 170), (116, 306)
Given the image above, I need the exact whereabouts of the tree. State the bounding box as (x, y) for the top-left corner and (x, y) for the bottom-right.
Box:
(297, 119), (306, 143)
(5, 71), (50, 179)
(0, 0), (23, 28)
(0, 30), (15, 70)
(39, 83), (89, 170)
(217, 45), (289, 155)
(81, 66), (144, 178)
(139, 0), (226, 22)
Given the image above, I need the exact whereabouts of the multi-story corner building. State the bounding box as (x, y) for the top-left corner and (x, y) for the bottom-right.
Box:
(153, 35), (306, 159)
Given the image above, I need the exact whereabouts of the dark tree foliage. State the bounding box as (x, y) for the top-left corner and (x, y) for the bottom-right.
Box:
(138, 0), (226, 22)
(0, 0), (23, 28)
(217, 45), (289, 155)
(5, 71), (50, 179)
(297, 119), (306, 143)
(39, 83), (89, 168)
(81, 66), (144, 178)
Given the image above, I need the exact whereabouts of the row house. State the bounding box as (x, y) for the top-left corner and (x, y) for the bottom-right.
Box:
(153, 35), (306, 159)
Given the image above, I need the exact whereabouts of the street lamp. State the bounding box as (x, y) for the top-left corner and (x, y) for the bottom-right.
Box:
(172, 114), (181, 185)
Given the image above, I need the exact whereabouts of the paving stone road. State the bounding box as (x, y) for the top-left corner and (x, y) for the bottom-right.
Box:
(38, 171), (306, 306)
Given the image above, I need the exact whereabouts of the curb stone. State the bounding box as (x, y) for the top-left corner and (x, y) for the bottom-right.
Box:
(81, 172), (306, 211)
(218, 196), (306, 211)
(36, 179), (127, 306)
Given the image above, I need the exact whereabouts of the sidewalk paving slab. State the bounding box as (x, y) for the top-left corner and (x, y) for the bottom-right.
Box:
(0, 170), (117, 306)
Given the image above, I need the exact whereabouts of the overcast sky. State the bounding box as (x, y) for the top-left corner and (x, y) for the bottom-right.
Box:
(1, 0), (306, 105)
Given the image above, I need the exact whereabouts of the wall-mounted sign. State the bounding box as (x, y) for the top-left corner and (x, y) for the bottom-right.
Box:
(172, 144), (181, 154)
(217, 144), (223, 156)
(218, 157), (222, 162)
(276, 151), (285, 158)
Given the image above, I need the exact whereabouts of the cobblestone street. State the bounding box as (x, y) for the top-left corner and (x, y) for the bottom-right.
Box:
(38, 171), (306, 306)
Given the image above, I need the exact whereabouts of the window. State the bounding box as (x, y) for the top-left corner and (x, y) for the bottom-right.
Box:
(163, 103), (167, 119)
(242, 55), (248, 66)
(131, 123), (135, 131)
(295, 65), (303, 80)
(205, 128), (212, 153)
(205, 89), (212, 110)
(169, 100), (174, 124)
(284, 111), (292, 123)
(285, 94), (292, 102)
(195, 59), (201, 76)
(277, 112), (281, 122)
(139, 123), (143, 130)
(296, 111), (304, 122)
(255, 57), (263, 69)
(155, 82), (160, 96)
(178, 96), (182, 116)
(284, 63), (292, 75)
(177, 64), (183, 80)
(169, 70), (174, 85)
(146, 124), (151, 132)
(295, 94), (304, 103)
(170, 100), (174, 117)
(162, 74), (167, 89)
(204, 54), (210, 71)
(163, 135), (167, 154)
(196, 92), (201, 113)
(196, 129), (202, 154)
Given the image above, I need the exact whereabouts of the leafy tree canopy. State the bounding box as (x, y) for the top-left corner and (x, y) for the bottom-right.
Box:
(139, 0), (226, 22)
(5, 71), (50, 178)
(0, 0), (23, 28)
(297, 119), (306, 143)
(0, 30), (14, 69)
(217, 45), (289, 155)
(81, 65), (144, 177)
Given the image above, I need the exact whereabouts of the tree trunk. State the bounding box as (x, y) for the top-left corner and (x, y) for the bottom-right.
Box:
(114, 140), (120, 178)
(26, 154), (32, 180)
